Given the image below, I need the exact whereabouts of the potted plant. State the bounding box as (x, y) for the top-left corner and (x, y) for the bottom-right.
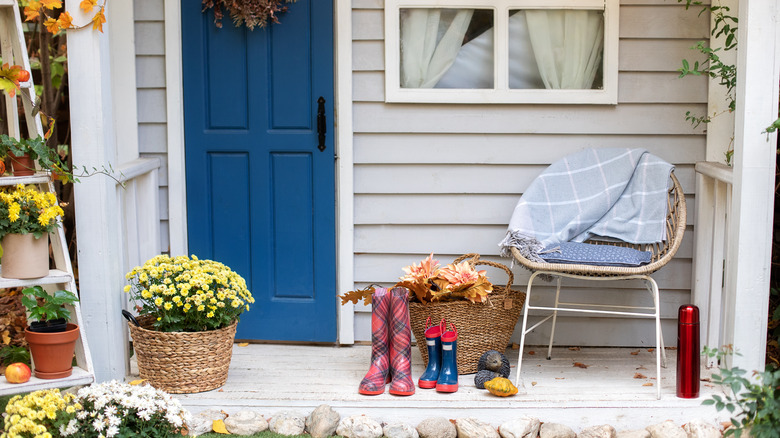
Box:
(0, 183), (64, 279)
(0, 134), (73, 181)
(124, 254), (255, 393)
(21, 285), (80, 379)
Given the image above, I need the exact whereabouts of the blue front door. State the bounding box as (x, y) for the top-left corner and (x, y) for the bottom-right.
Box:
(181, 1), (336, 342)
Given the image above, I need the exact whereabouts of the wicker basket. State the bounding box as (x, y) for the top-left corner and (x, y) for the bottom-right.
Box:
(129, 316), (237, 394)
(409, 254), (524, 374)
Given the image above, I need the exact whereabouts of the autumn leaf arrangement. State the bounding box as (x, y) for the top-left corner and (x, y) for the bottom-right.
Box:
(341, 253), (494, 306)
(24, 0), (107, 35)
(202, 0), (297, 30)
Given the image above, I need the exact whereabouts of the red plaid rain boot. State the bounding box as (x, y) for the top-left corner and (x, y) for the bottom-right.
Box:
(359, 287), (392, 395)
(388, 287), (415, 396)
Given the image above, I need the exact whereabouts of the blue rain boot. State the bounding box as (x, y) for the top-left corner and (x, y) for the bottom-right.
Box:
(436, 321), (458, 393)
(418, 318), (444, 389)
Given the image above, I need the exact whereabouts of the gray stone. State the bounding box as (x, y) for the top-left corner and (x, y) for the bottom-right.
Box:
(646, 421), (686, 438)
(498, 416), (541, 438)
(187, 416), (213, 437)
(384, 422), (420, 438)
(224, 410), (269, 436)
(269, 410), (307, 436)
(417, 417), (457, 438)
(307, 404), (341, 438)
(197, 409), (227, 421)
(580, 425), (617, 438)
(456, 418), (500, 438)
(336, 414), (383, 438)
(540, 422), (576, 438)
(617, 431), (651, 438)
(683, 419), (722, 438)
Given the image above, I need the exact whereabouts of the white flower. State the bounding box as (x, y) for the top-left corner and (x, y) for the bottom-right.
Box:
(106, 425), (119, 437)
(93, 417), (106, 431)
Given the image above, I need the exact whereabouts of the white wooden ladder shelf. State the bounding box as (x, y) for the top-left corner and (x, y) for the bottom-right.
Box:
(0, 0), (94, 395)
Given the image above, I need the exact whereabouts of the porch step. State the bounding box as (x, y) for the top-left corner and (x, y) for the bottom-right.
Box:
(158, 346), (728, 431)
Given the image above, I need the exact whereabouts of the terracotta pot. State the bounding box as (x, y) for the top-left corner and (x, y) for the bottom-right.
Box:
(25, 323), (79, 379)
(0, 233), (49, 279)
(9, 152), (34, 176)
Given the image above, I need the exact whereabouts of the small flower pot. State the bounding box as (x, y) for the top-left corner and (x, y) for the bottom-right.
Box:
(9, 152), (35, 176)
(24, 323), (79, 379)
(28, 318), (68, 333)
(0, 233), (49, 279)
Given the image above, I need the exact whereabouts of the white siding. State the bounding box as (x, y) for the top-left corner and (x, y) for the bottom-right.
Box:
(134, 0), (169, 252)
(351, 0), (709, 345)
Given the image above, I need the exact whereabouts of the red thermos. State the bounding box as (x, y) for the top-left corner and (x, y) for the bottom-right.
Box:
(677, 304), (700, 398)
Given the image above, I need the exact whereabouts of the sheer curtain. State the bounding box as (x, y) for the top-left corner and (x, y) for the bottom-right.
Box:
(524, 10), (604, 89)
(400, 9), (474, 88)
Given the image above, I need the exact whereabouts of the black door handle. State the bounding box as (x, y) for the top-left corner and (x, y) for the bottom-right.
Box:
(317, 96), (326, 152)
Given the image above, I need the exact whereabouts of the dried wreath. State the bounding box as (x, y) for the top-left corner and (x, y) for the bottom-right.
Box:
(201, 0), (297, 30)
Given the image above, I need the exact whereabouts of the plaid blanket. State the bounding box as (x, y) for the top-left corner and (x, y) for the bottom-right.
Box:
(498, 148), (674, 262)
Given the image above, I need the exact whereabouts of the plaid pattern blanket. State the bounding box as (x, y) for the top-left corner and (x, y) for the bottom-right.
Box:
(498, 148), (674, 262)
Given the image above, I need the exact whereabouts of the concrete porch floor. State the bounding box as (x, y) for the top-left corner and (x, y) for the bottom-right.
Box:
(129, 344), (729, 432)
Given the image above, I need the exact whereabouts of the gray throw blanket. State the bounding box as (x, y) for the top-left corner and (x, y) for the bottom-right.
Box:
(498, 148), (674, 262)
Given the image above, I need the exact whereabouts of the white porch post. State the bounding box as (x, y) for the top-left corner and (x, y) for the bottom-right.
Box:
(66, 0), (126, 381)
(725, 0), (779, 373)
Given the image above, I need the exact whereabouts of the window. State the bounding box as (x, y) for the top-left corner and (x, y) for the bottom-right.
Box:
(384, 0), (618, 104)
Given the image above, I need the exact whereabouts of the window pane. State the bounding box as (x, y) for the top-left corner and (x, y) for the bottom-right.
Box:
(400, 8), (494, 89)
(508, 9), (604, 90)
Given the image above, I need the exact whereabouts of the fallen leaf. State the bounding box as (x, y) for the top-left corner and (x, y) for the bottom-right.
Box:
(721, 422), (733, 430)
(642, 382), (653, 387)
(630, 350), (640, 355)
(633, 373), (647, 379)
(218, 389), (224, 392)
(568, 346), (581, 351)
(212, 420), (230, 434)
(531, 381), (537, 386)
(511, 343), (519, 349)
(528, 351), (535, 355)
(647, 348), (655, 353)
(666, 346), (677, 350)
(555, 377), (565, 380)
(704, 384), (715, 388)
(700, 377), (711, 382)
(238, 342), (249, 347)
(573, 362), (588, 369)
(129, 379), (146, 385)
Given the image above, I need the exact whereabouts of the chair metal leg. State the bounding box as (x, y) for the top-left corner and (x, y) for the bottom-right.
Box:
(646, 277), (662, 399)
(547, 277), (562, 360)
(515, 271), (539, 388)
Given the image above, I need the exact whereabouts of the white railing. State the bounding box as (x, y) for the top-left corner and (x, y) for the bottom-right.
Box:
(116, 157), (162, 275)
(692, 161), (733, 367)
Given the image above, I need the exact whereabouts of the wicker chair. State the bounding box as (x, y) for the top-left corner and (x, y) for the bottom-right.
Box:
(510, 171), (686, 399)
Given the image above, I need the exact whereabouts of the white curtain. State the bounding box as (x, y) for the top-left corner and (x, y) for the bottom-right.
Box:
(525, 10), (604, 89)
(400, 9), (474, 88)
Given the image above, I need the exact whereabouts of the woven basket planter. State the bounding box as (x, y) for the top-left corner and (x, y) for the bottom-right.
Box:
(129, 316), (237, 394)
(409, 255), (525, 375)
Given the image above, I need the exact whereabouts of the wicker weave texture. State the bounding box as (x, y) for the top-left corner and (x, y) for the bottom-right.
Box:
(510, 172), (686, 277)
(409, 256), (524, 375)
(129, 316), (237, 394)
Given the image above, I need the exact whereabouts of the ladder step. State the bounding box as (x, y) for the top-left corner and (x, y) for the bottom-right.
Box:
(0, 269), (74, 289)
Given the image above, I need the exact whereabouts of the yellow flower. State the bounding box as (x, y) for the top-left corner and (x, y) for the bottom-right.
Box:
(207, 311), (214, 318)
(164, 302), (173, 310)
(123, 285), (131, 292)
(154, 297), (163, 306)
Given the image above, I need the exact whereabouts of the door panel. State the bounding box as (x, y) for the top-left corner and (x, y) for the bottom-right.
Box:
(181, 1), (336, 342)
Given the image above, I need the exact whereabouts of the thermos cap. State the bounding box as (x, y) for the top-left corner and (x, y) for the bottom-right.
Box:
(678, 304), (699, 324)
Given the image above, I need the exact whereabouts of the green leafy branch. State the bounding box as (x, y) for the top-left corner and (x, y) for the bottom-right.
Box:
(21, 286), (79, 322)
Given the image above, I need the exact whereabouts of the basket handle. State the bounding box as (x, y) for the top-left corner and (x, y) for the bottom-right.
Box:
(453, 253), (480, 264)
(451, 253), (515, 291)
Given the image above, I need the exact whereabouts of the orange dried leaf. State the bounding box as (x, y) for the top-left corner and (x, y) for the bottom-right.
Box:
(92, 9), (106, 32)
(238, 342), (249, 347)
(41, 0), (62, 9)
(531, 381), (537, 386)
(56, 12), (73, 30)
(44, 17), (60, 34)
(129, 379), (146, 385)
(339, 288), (374, 306)
(528, 350), (535, 355)
(80, 0), (97, 12)
(630, 350), (640, 355)
(24, 1), (42, 21)
(647, 348), (655, 353)
(568, 346), (581, 351)
(642, 382), (654, 386)
(573, 362), (588, 369)
(634, 373), (647, 379)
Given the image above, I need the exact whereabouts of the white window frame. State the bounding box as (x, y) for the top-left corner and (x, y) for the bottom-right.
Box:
(384, 0), (619, 104)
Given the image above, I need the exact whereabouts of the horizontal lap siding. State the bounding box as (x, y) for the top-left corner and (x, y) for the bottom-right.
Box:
(351, 1), (708, 345)
(134, 0), (169, 252)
